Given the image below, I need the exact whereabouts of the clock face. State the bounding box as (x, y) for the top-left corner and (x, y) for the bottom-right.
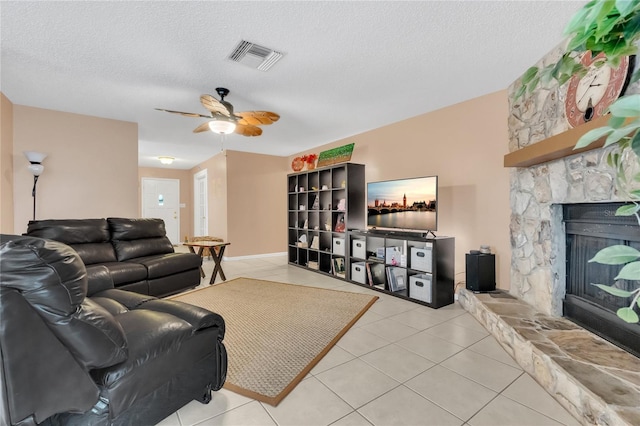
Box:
(565, 51), (631, 128)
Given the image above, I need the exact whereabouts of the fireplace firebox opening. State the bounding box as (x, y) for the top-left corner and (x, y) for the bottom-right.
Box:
(563, 202), (640, 357)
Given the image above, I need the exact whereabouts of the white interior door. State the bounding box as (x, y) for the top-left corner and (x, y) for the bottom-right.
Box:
(142, 178), (180, 245)
(194, 169), (208, 236)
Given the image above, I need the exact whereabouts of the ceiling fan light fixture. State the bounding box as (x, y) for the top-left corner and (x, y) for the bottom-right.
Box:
(208, 119), (236, 134)
(158, 156), (175, 165)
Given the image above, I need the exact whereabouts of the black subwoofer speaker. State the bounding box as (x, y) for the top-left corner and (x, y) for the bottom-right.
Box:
(465, 253), (496, 292)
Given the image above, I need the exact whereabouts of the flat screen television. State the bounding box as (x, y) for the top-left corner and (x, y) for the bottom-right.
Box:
(367, 176), (438, 233)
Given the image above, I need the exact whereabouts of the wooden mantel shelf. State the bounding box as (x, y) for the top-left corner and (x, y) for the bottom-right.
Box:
(504, 115), (610, 168)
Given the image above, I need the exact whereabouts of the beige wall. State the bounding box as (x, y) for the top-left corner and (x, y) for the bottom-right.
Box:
(0, 93), (14, 234)
(226, 150), (288, 257)
(191, 150), (288, 257)
(138, 167), (192, 241)
(192, 151), (229, 244)
(289, 91), (511, 289)
(12, 105), (138, 233)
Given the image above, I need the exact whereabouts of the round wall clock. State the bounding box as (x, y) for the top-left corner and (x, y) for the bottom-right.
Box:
(565, 51), (632, 128)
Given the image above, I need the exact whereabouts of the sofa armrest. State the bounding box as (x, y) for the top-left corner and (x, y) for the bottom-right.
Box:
(86, 265), (115, 296)
(140, 299), (225, 339)
(0, 288), (100, 424)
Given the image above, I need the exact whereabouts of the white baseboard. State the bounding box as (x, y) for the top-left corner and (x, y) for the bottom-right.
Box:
(222, 252), (287, 261)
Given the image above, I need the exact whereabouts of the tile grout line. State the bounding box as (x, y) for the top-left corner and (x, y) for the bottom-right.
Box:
(181, 256), (576, 426)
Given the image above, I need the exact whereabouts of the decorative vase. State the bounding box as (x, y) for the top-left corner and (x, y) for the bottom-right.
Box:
(306, 161), (316, 170)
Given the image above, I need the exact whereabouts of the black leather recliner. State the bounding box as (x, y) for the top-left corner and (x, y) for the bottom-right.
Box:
(0, 234), (227, 426)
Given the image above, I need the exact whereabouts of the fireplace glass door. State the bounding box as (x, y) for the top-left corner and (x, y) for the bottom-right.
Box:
(564, 202), (640, 357)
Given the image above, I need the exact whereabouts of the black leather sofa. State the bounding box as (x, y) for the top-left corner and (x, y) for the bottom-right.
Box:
(0, 234), (227, 426)
(26, 217), (202, 297)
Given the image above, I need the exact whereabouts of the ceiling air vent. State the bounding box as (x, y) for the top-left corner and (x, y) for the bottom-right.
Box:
(228, 40), (284, 71)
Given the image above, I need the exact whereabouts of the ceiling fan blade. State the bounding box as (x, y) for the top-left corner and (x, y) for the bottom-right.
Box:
(236, 111), (280, 126)
(155, 108), (210, 118)
(235, 123), (263, 137)
(200, 95), (231, 117)
(193, 122), (212, 133)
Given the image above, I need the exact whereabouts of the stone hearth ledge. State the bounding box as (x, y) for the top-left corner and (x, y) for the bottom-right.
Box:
(458, 289), (640, 426)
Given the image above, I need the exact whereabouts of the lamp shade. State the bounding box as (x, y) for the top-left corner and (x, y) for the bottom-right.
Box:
(24, 151), (48, 163)
(208, 119), (236, 134)
(158, 156), (174, 165)
(27, 164), (44, 176)
(24, 151), (47, 176)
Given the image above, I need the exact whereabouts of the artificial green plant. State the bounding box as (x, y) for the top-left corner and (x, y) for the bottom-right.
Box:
(519, 0), (640, 323)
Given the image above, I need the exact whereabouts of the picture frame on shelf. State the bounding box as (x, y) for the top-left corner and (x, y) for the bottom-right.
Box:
(334, 213), (346, 232)
(332, 257), (346, 278)
(316, 143), (355, 168)
(387, 267), (406, 292)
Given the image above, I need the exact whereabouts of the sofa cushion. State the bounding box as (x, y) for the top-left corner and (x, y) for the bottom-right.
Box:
(142, 299), (226, 336)
(93, 288), (157, 310)
(107, 312), (192, 372)
(90, 310), (194, 416)
(26, 219), (117, 265)
(131, 253), (202, 279)
(72, 242), (118, 265)
(108, 217), (166, 240)
(112, 236), (174, 261)
(117, 281), (150, 295)
(51, 298), (129, 369)
(108, 218), (175, 261)
(92, 296), (130, 316)
(100, 261), (148, 285)
(26, 218), (110, 244)
(147, 269), (200, 297)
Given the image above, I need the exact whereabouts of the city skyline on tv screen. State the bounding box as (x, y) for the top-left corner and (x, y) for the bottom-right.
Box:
(367, 176), (438, 231)
(367, 176), (437, 207)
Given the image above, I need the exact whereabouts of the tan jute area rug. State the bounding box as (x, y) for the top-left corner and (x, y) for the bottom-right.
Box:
(171, 277), (378, 406)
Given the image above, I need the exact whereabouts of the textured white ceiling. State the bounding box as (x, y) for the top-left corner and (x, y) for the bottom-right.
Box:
(1, 1), (583, 169)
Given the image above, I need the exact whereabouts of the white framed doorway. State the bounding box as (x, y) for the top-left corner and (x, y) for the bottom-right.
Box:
(141, 177), (180, 245)
(194, 169), (208, 237)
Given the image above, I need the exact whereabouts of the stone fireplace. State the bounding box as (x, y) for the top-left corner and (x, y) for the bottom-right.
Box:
(459, 40), (640, 425)
(508, 148), (640, 353)
(505, 40), (640, 334)
(509, 145), (614, 316)
(459, 145), (640, 425)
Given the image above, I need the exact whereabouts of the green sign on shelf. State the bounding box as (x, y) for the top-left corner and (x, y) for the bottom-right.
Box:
(316, 143), (355, 168)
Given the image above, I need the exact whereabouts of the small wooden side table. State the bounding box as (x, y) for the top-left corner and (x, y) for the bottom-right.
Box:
(184, 241), (230, 284)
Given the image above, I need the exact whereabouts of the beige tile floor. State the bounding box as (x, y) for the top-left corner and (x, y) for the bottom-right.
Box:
(157, 252), (581, 426)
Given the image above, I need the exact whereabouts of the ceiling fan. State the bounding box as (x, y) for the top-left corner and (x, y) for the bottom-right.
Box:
(156, 87), (280, 137)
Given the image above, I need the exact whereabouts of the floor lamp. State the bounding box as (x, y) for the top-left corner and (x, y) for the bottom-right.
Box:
(24, 151), (47, 221)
